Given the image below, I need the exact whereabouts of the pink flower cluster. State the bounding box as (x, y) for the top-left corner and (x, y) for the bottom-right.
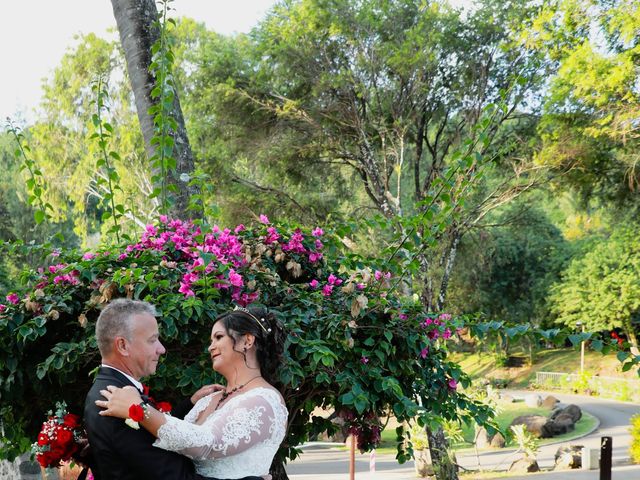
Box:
(134, 220), (253, 304)
(420, 314), (452, 341)
(321, 273), (343, 297)
(6, 293), (20, 305)
(259, 216), (324, 264)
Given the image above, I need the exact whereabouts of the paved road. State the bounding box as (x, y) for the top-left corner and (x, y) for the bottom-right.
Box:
(285, 390), (640, 479)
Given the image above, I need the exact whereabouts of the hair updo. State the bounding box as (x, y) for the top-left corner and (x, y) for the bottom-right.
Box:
(215, 305), (286, 385)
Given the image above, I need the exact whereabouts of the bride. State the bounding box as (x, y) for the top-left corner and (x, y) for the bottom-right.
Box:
(97, 305), (288, 480)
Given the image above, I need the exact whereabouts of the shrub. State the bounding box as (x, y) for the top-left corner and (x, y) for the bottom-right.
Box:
(630, 414), (640, 463)
(0, 217), (492, 466)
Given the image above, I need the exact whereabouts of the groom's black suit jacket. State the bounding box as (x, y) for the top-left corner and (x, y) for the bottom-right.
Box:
(84, 366), (205, 480)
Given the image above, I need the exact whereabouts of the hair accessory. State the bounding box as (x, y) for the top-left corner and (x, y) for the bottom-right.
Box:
(233, 305), (272, 334)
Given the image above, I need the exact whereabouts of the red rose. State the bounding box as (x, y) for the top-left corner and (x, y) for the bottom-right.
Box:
(37, 433), (49, 446)
(63, 413), (80, 428)
(56, 428), (73, 446)
(156, 402), (172, 413)
(128, 403), (145, 422)
(37, 451), (55, 468)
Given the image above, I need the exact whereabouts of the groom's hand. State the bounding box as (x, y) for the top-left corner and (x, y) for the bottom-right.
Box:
(190, 384), (224, 404)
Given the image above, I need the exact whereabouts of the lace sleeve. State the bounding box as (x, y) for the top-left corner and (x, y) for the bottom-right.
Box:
(153, 391), (281, 461)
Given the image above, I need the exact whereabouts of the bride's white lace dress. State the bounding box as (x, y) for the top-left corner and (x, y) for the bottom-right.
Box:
(153, 387), (288, 479)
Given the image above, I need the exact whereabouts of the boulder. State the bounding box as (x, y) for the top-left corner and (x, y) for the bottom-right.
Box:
(541, 395), (560, 409)
(509, 458), (540, 473)
(490, 432), (506, 448)
(554, 445), (583, 470)
(550, 404), (582, 423)
(475, 427), (492, 449)
(510, 415), (548, 438)
(524, 393), (542, 408)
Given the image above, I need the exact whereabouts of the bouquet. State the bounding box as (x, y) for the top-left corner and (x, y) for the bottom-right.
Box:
(32, 402), (87, 468)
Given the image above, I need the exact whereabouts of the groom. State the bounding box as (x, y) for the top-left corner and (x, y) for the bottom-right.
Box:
(84, 298), (216, 480)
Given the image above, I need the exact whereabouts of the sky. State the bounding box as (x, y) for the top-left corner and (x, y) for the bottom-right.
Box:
(1, 0), (278, 123)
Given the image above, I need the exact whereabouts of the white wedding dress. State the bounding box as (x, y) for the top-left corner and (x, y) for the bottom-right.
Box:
(153, 387), (288, 479)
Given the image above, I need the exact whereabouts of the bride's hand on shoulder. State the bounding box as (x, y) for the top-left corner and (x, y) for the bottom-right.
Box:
(191, 384), (224, 404)
(96, 385), (142, 419)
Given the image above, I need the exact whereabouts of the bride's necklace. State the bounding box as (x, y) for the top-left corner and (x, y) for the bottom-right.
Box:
(214, 375), (262, 411)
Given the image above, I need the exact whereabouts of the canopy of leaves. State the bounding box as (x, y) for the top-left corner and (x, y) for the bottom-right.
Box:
(549, 222), (640, 344)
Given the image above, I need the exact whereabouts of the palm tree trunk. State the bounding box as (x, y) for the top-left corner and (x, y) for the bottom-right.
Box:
(110, 0), (196, 217)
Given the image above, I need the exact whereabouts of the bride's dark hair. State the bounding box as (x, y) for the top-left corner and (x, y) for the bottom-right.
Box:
(215, 305), (286, 385)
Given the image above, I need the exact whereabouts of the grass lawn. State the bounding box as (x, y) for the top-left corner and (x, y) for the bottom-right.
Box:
(451, 348), (638, 390)
(372, 400), (597, 455)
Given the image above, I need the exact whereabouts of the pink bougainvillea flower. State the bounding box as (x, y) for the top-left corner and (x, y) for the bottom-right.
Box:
(6, 293), (19, 305)
(312, 227), (324, 237)
(159, 215), (168, 224)
(234, 224), (246, 233)
(398, 313), (408, 320)
(442, 328), (452, 339)
(374, 270), (383, 281)
(259, 214), (270, 224)
(420, 347), (429, 359)
(118, 253), (128, 261)
(0, 304), (6, 313)
(308, 252), (323, 263)
(309, 279), (319, 288)
(356, 283), (365, 290)
(228, 269), (244, 287)
(322, 284), (333, 296)
(178, 282), (195, 297)
(265, 227), (280, 244)
(361, 356), (369, 364)
(82, 253), (96, 261)
(448, 379), (457, 390)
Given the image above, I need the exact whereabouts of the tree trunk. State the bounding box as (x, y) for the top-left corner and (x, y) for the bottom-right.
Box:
(270, 457), (289, 480)
(110, 0), (196, 217)
(427, 426), (458, 480)
(436, 232), (460, 310)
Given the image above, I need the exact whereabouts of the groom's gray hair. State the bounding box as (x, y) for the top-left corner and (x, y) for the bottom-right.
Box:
(96, 299), (157, 356)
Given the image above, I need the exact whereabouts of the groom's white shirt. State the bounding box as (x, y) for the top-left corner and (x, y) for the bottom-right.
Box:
(101, 364), (144, 393)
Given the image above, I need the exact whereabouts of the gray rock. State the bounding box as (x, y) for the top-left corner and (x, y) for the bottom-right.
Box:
(475, 427), (492, 449)
(490, 432), (506, 448)
(550, 404), (582, 423)
(509, 458), (540, 473)
(524, 393), (543, 408)
(554, 445), (584, 469)
(510, 415), (548, 438)
(541, 395), (560, 409)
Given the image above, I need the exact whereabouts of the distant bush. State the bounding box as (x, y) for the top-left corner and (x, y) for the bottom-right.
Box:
(629, 414), (640, 463)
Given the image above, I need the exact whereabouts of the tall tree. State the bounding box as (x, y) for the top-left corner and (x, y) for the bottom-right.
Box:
(535, 0), (640, 206)
(110, 0), (196, 216)
(189, 1), (550, 476)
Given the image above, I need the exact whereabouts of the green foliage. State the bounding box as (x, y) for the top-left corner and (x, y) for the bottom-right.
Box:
(149, 0), (180, 215)
(89, 77), (127, 242)
(549, 223), (640, 343)
(510, 423), (540, 460)
(535, 0), (640, 205)
(629, 413), (640, 464)
(0, 218), (491, 464)
(5, 120), (52, 225)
